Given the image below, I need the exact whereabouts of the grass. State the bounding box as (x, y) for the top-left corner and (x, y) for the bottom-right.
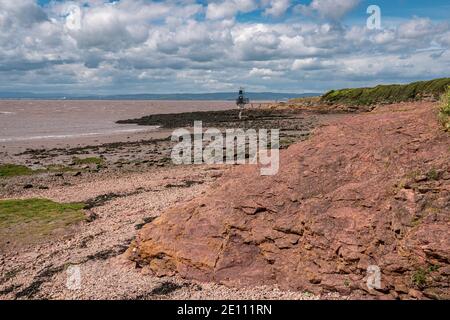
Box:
(412, 268), (428, 289)
(0, 164), (35, 178)
(0, 163), (75, 178)
(72, 156), (104, 165)
(0, 198), (86, 246)
(288, 96), (321, 104)
(438, 86), (450, 131)
(46, 164), (76, 173)
(426, 168), (439, 181)
(411, 265), (440, 289)
(321, 78), (450, 106)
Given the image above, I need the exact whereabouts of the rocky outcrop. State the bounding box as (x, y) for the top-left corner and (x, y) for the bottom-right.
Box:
(128, 102), (450, 299)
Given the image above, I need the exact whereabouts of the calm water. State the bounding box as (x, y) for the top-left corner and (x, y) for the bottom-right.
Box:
(0, 100), (236, 142)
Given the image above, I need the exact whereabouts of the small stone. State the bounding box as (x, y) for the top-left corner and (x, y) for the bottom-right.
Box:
(84, 210), (98, 222)
(414, 175), (427, 182)
(408, 289), (423, 299)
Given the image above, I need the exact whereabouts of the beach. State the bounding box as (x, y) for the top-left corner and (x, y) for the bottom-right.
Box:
(0, 100), (341, 300)
(1, 99), (448, 300)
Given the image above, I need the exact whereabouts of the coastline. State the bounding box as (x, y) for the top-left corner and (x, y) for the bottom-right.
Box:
(0, 105), (342, 300)
(1, 101), (448, 300)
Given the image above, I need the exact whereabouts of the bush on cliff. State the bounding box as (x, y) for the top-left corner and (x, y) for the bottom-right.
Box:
(321, 78), (450, 106)
(439, 86), (450, 131)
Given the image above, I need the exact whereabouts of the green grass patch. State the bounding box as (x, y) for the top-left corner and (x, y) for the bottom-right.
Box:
(426, 168), (439, 181)
(0, 163), (75, 178)
(412, 268), (428, 289)
(0, 164), (35, 178)
(0, 198), (86, 246)
(438, 86), (450, 131)
(411, 265), (440, 289)
(46, 164), (76, 173)
(72, 156), (104, 165)
(321, 78), (450, 106)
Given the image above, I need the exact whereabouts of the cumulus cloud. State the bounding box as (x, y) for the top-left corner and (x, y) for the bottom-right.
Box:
(295, 0), (360, 21)
(263, 0), (291, 17)
(291, 58), (334, 71)
(0, 0), (448, 94)
(206, 0), (257, 20)
(0, 0), (47, 27)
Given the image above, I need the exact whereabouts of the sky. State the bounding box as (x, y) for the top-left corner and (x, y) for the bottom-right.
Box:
(0, 0), (449, 94)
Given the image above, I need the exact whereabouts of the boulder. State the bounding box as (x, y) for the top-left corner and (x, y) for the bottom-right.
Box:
(129, 102), (450, 299)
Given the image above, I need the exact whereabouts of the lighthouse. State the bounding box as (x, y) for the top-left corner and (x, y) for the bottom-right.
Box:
(236, 87), (249, 119)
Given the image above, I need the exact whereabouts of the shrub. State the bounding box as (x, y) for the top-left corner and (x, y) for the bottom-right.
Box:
(438, 86), (450, 131)
(411, 268), (428, 289)
(321, 78), (450, 106)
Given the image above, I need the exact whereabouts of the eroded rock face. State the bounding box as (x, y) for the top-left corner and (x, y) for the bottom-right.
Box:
(129, 102), (450, 299)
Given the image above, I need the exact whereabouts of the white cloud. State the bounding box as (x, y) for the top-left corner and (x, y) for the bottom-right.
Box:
(0, 0), (47, 27)
(291, 58), (332, 71)
(0, 0), (448, 94)
(295, 0), (360, 21)
(397, 17), (447, 39)
(206, 0), (257, 20)
(264, 0), (291, 17)
(249, 67), (283, 77)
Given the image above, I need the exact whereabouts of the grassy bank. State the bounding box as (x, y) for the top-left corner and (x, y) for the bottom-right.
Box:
(0, 163), (78, 178)
(321, 78), (450, 106)
(0, 198), (86, 246)
(439, 87), (450, 131)
(0, 164), (34, 178)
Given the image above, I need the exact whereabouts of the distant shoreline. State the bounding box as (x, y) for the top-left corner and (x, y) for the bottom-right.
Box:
(0, 92), (322, 101)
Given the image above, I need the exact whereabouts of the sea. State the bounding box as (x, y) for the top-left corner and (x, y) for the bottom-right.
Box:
(0, 100), (236, 143)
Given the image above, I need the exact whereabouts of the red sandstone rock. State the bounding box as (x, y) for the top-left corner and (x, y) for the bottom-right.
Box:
(128, 102), (450, 299)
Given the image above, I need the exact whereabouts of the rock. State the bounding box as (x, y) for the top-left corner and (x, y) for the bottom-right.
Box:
(414, 175), (428, 182)
(84, 210), (98, 222)
(129, 102), (450, 298)
(23, 184), (33, 189)
(73, 171), (82, 177)
(408, 289), (424, 299)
